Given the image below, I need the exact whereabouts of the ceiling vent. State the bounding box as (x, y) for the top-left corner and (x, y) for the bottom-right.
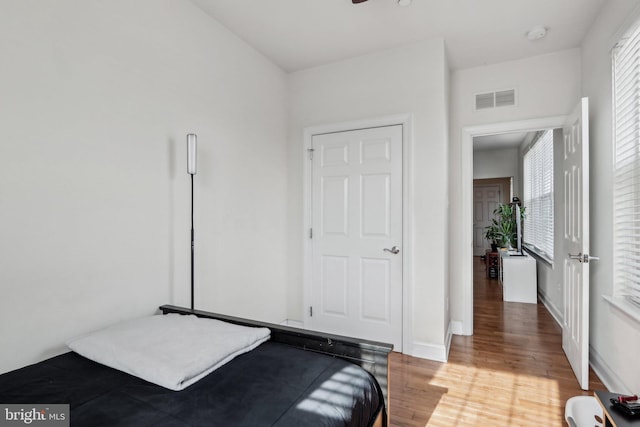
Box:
(475, 89), (516, 110)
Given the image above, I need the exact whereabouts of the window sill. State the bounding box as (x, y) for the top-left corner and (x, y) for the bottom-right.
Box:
(523, 246), (553, 268)
(603, 295), (640, 324)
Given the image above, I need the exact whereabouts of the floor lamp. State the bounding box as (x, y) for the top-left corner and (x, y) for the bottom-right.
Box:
(187, 134), (197, 310)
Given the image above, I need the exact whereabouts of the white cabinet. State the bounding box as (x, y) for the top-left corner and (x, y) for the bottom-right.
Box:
(499, 251), (537, 304)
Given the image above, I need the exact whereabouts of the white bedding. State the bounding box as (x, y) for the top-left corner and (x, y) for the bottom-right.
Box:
(67, 313), (270, 391)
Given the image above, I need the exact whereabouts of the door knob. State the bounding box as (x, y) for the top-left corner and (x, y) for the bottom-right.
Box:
(568, 252), (600, 263)
(384, 246), (400, 254)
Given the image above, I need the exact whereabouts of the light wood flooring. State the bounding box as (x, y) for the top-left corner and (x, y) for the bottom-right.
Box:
(388, 256), (604, 426)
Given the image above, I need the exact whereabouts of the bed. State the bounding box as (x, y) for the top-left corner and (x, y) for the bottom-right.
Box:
(0, 305), (392, 427)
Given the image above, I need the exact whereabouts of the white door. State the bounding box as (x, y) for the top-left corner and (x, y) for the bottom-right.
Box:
(310, 125), (402, 350)
(562, 97), (592, 390)
(473, 185), (502, 256)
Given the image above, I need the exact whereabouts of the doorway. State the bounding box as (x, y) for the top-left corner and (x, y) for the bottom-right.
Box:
(463, 103), (591, 390)
(459, 116), (567, 335)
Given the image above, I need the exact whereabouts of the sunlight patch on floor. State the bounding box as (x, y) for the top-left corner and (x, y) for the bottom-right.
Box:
(424, 361), (563, 426)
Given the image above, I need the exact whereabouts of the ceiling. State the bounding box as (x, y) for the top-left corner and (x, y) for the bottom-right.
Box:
(190, 0), (606, 72)
(473, 132), (532, 152)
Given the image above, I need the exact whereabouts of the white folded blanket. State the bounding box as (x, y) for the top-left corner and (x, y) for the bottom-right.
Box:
(67, 313), (270, 391)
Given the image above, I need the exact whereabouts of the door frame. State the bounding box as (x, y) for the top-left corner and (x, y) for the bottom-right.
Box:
(459, 116), (566, 335)
(303, 114), (413, 353)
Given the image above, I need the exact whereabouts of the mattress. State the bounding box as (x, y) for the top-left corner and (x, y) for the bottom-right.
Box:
(0, 342), (382, 427)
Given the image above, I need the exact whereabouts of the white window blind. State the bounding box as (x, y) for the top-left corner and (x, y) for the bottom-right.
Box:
(523, 130), (554, 260)
(613, 20), (640, 307)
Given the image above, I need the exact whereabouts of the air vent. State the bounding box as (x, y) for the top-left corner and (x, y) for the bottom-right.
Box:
(495, 89), (516, 107)
(475, 92), (495, 110)
(475, 89), (516, 110)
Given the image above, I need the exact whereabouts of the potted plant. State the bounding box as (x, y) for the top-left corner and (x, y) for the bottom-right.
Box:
(484, 224), (501, 252)
(485, 203), (526, 250)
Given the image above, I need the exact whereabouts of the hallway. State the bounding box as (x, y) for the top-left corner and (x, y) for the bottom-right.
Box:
(389, 256), (604, 426)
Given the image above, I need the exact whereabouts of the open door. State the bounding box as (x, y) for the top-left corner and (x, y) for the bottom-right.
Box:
(562, 97), (595, 390)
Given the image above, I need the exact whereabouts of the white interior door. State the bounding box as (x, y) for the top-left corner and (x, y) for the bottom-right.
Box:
(310, 125), (402, 350)
(473, 185), (502, 256)
(562, 97), (591, 390)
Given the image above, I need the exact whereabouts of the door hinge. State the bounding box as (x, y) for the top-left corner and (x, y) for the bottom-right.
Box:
(309, 228), (313, 239)
(307, 148), (315, 160)
(309, 306), (313, 317)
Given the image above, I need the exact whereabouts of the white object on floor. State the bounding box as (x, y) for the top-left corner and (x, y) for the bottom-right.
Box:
(564, 395), (603, 427)
(499, 251), (537, 303)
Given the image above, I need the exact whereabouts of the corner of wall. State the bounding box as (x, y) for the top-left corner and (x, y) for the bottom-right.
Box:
(450, 320), (465, 335)
(410, 341), (449, 363)
(409, 322), (453, 363)
(590, 344), (632, 394)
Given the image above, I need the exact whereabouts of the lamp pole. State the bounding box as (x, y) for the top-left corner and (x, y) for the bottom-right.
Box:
(190, 173), (194, 311)
(187, 134), (197, 311)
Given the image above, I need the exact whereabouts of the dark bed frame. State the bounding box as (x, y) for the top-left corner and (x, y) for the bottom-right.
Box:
(159, 304), (393, 424)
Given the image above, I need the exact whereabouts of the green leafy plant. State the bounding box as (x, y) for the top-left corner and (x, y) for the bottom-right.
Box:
(484, 203), (526, 249)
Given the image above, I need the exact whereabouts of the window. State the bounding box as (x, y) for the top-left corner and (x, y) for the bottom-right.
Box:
(523, 129), (554, 261)
(613, 20), (640, 307)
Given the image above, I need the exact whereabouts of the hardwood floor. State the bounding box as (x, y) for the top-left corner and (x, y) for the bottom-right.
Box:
(388, 256), (604, 426)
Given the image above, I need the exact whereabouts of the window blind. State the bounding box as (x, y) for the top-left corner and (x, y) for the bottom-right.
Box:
(523, 130), (554, 260)
(613, 20), (640, 307)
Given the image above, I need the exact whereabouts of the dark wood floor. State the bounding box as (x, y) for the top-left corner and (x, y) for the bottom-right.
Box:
(388, 256), (604, 426)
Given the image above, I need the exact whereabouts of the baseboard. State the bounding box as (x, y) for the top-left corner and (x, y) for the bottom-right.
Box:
(450, 320), (464, 335)
(590, 345), (631, 394)
(444, 322), (453, 362)
(410, 340), (448, 362)
(279, 319), (304, 328)
(538, 291), (563, 327)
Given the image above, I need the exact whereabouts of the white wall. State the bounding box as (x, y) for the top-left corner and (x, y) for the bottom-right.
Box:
(7, 0), (632, 383)
(581, 0), (640, 393)
(287, 39), (451, 359)
(0, 0), (288, 373)
(449, 49), (582, 330)
(473, 147), (519, 193)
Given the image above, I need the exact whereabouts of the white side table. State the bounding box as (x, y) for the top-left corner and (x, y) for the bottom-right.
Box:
(499, 251), (537, 303)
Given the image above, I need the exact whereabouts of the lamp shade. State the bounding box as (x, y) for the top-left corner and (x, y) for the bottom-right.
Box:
(187, 134), (197, 175)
